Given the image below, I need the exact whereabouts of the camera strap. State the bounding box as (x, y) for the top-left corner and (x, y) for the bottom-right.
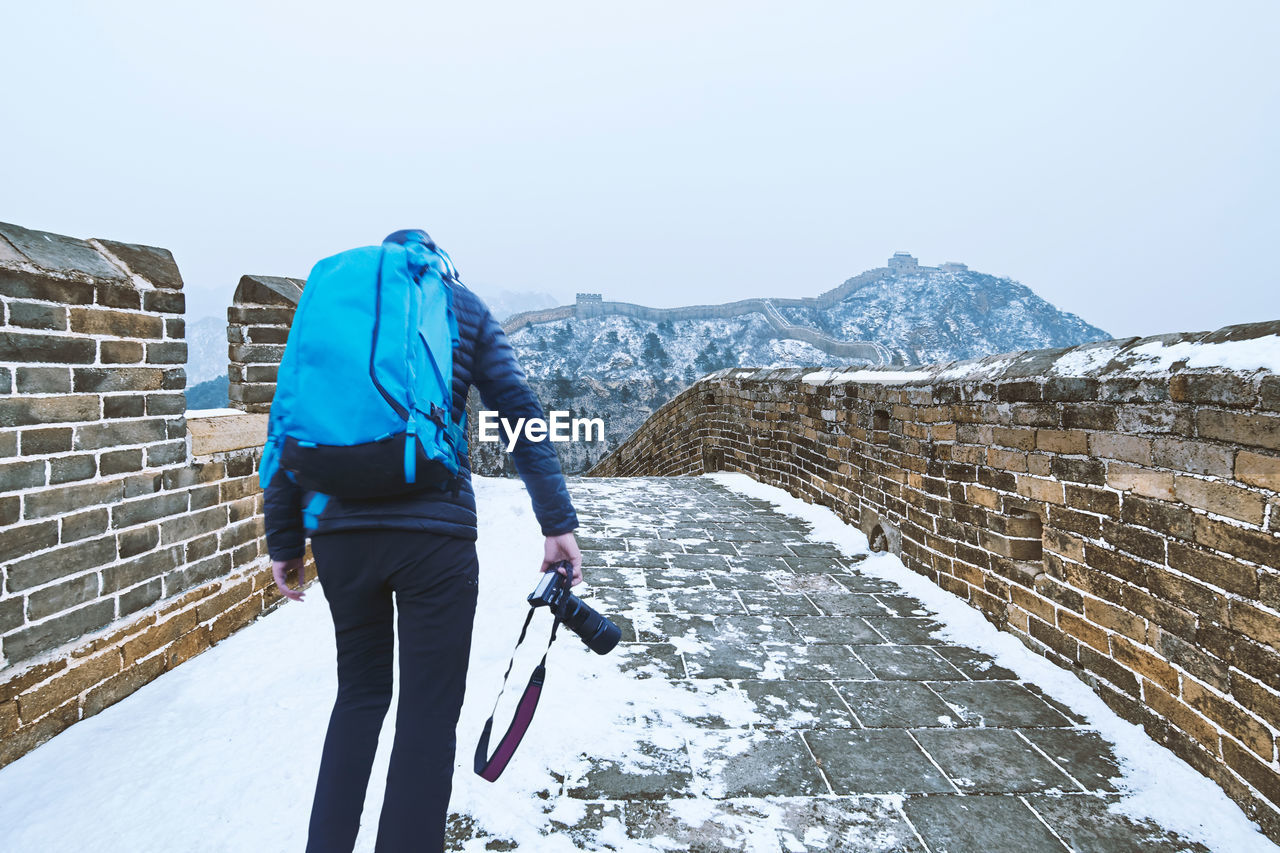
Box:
(473, 606), (561, 782)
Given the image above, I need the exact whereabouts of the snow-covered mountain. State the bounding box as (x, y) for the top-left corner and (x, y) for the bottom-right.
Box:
(492, 256), (1108, 472)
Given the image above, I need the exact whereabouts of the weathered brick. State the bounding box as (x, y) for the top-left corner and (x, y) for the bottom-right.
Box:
(1059, 609), (1110, 653)
(208, 596), (261, 644)
(0, 331), (95, 365)
(165, 552), (232, 595)
(1016, 474), (1064, 505)
(94, 282), (141, 310)
(1174, 475), (1266, 525)
(147, 440), (187, 467)
(71, 367), (165, 393)
(82, 655), (167, 718)
(0, 395), (100, 428)
(1064, 484), (1120, 516)
(13, 651), (119, 722)
(19, 427), (72, 455)
(0, 596), (26, 634)
(1197, 410), (1280, 453)
(1182, 679), (1274, 759)
(102, 395), (145, 419)
(101, 545), (183, 594)
(111, 491), (190, 529)
(1049, 456), (1105, 486)
(60, 507), (110, 543)
(1089, 433), (1153, 465)
(26, 571), (99, 617)
(1036, 429), (1088, 455)
(99, 340), (144, 364)
(1230, 601), (1280, 653)
(1222, 739), (1280, 808)
(0, 699), (78, 767)
(99, 448), (144, 475)
(0, 459), (46, 491)
(1231, 674), (1280, 731)
(992, 426), (1037, 451)
(159, 506), (228, 547)
(1121, 495), (1196, 541)
(15, 367), (72, 394)
(1167, 542), (1259, 597)
(6, 301), (68, 331)
(145, 393), (186, 416)
(1193, 516), (1279, 568)
(48, 454), (96, 485)
(1086, 597), (1146, 643)
(145, 341), (187, 364)
(1144, 680), (1220, 752)
(68, 307), (164, 339)
(142, 290), (185, 314)
(1147, 566), (1227, 625)
(117, 525), (159, 558)
(1101, 519), (1166, 563)
(1236, 451), (1280, 491)
(165, 624), (211, 668)
(1170, 373), (1258, 407)
(0, 700), (16, 738)
(119, 578), (163, 617)
(6, 534), (117, 592)
(73, 418), (167, 451)
(23, 479), (123, 520)
(0, 268), (95, 305)
(1153, 628), (1230, 692)
(1, 600), (113, 665)
(1107, 464), (1175, 501)
(120, 608), (199, 666)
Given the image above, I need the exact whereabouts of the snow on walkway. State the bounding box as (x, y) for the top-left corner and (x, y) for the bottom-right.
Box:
(0, 476), (1274, 852)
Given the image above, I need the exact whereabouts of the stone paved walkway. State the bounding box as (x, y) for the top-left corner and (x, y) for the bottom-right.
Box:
(452, 477), (1211, 852)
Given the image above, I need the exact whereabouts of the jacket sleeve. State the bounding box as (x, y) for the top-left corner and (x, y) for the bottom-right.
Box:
(263, 467), (307, 561)
(471, 307), (580, 536)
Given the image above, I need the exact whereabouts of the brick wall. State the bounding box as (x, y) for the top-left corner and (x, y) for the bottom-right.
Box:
(593, 320), (1280, 840)
(226, 274), (301, 414)
(0, 223), (286, 768)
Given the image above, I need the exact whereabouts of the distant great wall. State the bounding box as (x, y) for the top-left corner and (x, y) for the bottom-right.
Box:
(500, 253), (967, 365)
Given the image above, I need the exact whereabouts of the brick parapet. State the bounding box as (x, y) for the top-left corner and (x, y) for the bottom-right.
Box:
(0, 224), (297, 769)
(592, 320), (1280, 840)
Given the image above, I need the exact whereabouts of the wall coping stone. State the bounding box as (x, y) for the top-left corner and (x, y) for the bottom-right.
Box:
(187, 411), (267, 455)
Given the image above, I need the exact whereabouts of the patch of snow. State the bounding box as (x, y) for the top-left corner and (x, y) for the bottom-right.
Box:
(709, 471), (1280, 853)
(803, 369), (933, 384)
(1125, 337), (1280, 374)
(0, 478), (745, 852)
(1050, 345), (1121, 376)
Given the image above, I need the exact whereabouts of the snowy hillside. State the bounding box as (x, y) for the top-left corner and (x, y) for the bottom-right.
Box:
(495, 260), (1108, 473)
(777, 268), (1108, 365)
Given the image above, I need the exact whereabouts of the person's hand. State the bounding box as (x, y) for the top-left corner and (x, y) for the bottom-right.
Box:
(541, 532), (583, 586)
(272, 557), (308, 602)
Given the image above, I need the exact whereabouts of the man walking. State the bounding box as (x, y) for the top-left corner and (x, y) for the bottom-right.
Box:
(263, 229), (582, 853)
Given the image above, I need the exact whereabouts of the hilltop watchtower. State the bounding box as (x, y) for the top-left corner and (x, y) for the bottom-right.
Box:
(887, 252), (920, 274)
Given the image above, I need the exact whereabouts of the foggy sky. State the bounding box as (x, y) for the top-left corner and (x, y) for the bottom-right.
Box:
(2, 1), (1277, 338)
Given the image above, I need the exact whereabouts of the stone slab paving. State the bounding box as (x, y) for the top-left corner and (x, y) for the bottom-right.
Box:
(448, 477), (1210, 852)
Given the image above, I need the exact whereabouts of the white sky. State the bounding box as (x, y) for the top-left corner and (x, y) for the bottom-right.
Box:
(2, 1), (1277, 337)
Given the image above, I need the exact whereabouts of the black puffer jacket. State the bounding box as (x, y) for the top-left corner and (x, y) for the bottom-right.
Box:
(263, 282), (578, 560)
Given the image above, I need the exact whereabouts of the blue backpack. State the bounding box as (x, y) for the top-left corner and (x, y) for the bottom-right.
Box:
(258, 230), (468, 510)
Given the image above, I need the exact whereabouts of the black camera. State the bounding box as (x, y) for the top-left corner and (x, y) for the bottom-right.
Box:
(529, 562), (621, 655)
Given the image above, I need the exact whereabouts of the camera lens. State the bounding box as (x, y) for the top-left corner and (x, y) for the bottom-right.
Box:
(556, 593), (621, 655)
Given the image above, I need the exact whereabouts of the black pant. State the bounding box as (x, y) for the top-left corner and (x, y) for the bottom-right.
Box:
(305, 530), (479, 853)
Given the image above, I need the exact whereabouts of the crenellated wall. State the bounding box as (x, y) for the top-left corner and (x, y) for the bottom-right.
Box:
(593, 320), (1280, 839)
(0, 224), (287, 768)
